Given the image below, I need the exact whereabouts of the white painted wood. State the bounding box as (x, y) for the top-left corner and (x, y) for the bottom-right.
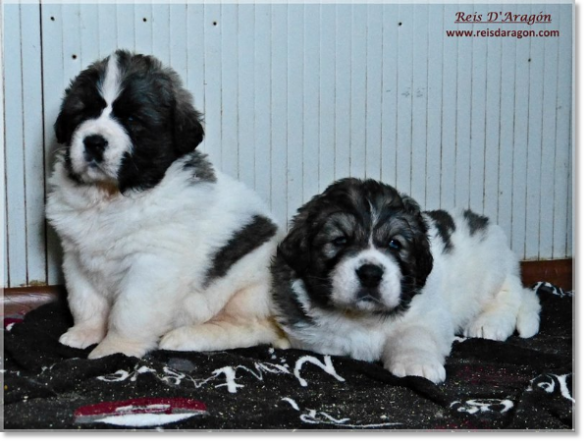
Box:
(269, 4), (288, 227)
(469, 4), (489, 215)
(5, 3), (29, 287)
(553, 3), (573, 258)
(525, 2), (547, 260)
(364, 3), (383, 184)
(440, 4), (458, 211)
(454, 8), (473, 209)
(380, 3), (398, 191)
(236, 4), (255, 190)
(396, 4), (414, 195)
(538, 4), (560, 260)
(349, 4), (367, 181)
(220, 3), (239, 179)
(40, 3), (65, 285)
(286, 4), (305, 223)
(511, 7), (531, 258)
(334, 4), (352, 181)
(410, 4), (429, 204)
(2, 2), (575, 287)
(20, 3), (46, 285)
(424, 3), (443, 211)
(319, 4), (337, 191)
(253, 4), (272, 206)
(483, 7), (502, 224)
(301, 3), (320, 203)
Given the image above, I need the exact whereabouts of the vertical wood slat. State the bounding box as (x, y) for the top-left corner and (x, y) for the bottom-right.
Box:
(524, 2), (547, 260)
(319, 4), (337, 192)
(21, 3), (46, 285)
(425, 3), (443, 211)
(301, 4), (319, 203)
(1, 2), (6, 287)
(410, 4), (429, 204)
(285, 4), (304, 223)
(40, 3), (64, 285)
(380, 4), (399, 190)
(538, 4), (560, 260)
(395, 4), (413, 195)
(269, 4), (288, 227)
(511, 5), (531, 257)
(349, 4), (367, 181)
(440, 4), (458, 211)
(364, 3), (383, 184)
(3, 3), (575, 287)
(5, 3), (28, 287)
(554, 4), (573, 258)
(469, 4), (488, 215)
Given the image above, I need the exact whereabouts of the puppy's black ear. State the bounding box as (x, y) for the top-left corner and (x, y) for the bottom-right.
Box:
(173, 91), (205, 155)
(277, 223), (310, 276)
(54, 111), (68, 144)
(401, 193), (422, 214)
(413, 236), (434, 288)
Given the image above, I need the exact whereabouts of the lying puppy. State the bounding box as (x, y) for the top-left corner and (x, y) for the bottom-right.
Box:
(271, 178), (541, 383)
(47, 50), (286, 359)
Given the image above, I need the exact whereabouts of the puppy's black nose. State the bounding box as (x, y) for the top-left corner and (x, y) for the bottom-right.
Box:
(83, 134), (108, 163)
(356, 264), (384, 288)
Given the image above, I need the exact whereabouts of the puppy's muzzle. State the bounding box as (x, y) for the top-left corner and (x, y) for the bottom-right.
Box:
(356, 264), (384, 288)
(83, 134), (108, 164)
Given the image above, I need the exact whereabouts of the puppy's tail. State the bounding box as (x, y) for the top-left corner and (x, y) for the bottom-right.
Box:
(515, 287), (541, 338)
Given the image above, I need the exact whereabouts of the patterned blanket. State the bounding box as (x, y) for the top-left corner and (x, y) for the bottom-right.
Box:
(2, 282), (573, 430)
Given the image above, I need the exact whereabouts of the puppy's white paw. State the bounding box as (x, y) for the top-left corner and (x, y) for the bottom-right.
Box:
(59, 325), (105, 349)
(465, 314), (515, 341)
(88, 336), (150, 359)
(388, 358), (446, 384)
(159, 327), (201, 352)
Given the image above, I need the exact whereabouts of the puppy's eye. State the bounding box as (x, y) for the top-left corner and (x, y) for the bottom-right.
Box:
(332, 236), (348, 247)
(388, 239), (402, 250)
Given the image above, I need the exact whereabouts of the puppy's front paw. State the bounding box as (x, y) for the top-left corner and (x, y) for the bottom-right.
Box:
(88, 336), (150, 359)
(159, 327), (198, 352)
(464, 314), (515, 341)
(59, 325), (105, 349)
(386, 355), (446, 384)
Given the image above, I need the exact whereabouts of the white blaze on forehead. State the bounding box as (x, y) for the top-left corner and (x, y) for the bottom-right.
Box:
(99, 54), (123, 106)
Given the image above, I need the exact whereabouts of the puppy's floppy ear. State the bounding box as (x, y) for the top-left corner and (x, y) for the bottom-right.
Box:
(54, 110), (68, 145)
(277, 223), (311, 276)
(400, 193), (422, 214)
(413, 234), (434, 288)
(173, 91), (205, 154)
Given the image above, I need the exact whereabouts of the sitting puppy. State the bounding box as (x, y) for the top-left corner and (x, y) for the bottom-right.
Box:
(271, 178), (541, 383)
(47, 50), (286, 359)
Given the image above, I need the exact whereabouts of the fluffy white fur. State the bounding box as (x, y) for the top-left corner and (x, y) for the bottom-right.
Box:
(48, 158), (287, 359)
(282, 209), (541, 384)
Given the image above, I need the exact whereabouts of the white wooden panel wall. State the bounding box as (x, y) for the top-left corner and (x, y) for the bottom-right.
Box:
(2, 2), (574, 288)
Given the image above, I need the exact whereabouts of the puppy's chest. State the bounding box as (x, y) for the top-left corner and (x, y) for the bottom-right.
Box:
(295, 314), (389, 362)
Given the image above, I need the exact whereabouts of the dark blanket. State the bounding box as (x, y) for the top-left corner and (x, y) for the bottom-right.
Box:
(2, 282), (574, 430)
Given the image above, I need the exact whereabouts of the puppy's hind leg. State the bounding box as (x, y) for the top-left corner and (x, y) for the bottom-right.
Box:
(160, 282), (289, 352)
(464, 273), (531, 341)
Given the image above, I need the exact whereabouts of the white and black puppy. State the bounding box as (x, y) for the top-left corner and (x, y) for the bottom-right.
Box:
(47, 50), (286, 359)
(271, 178), (541, 384)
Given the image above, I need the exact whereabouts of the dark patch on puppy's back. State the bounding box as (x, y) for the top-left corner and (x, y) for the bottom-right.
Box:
(425, 210), (456, 253)
(204, 215), (277, 287)
(182, 151), (216, 183)
(463, 209), (489, 236)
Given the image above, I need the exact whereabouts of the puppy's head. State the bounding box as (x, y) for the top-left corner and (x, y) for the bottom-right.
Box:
(278, 178), (433, 315)
(54, 50), (204, 193)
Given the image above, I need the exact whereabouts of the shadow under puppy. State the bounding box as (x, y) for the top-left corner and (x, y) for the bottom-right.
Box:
(47, 50), (286, 359)
(271, 178), (541, 383)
